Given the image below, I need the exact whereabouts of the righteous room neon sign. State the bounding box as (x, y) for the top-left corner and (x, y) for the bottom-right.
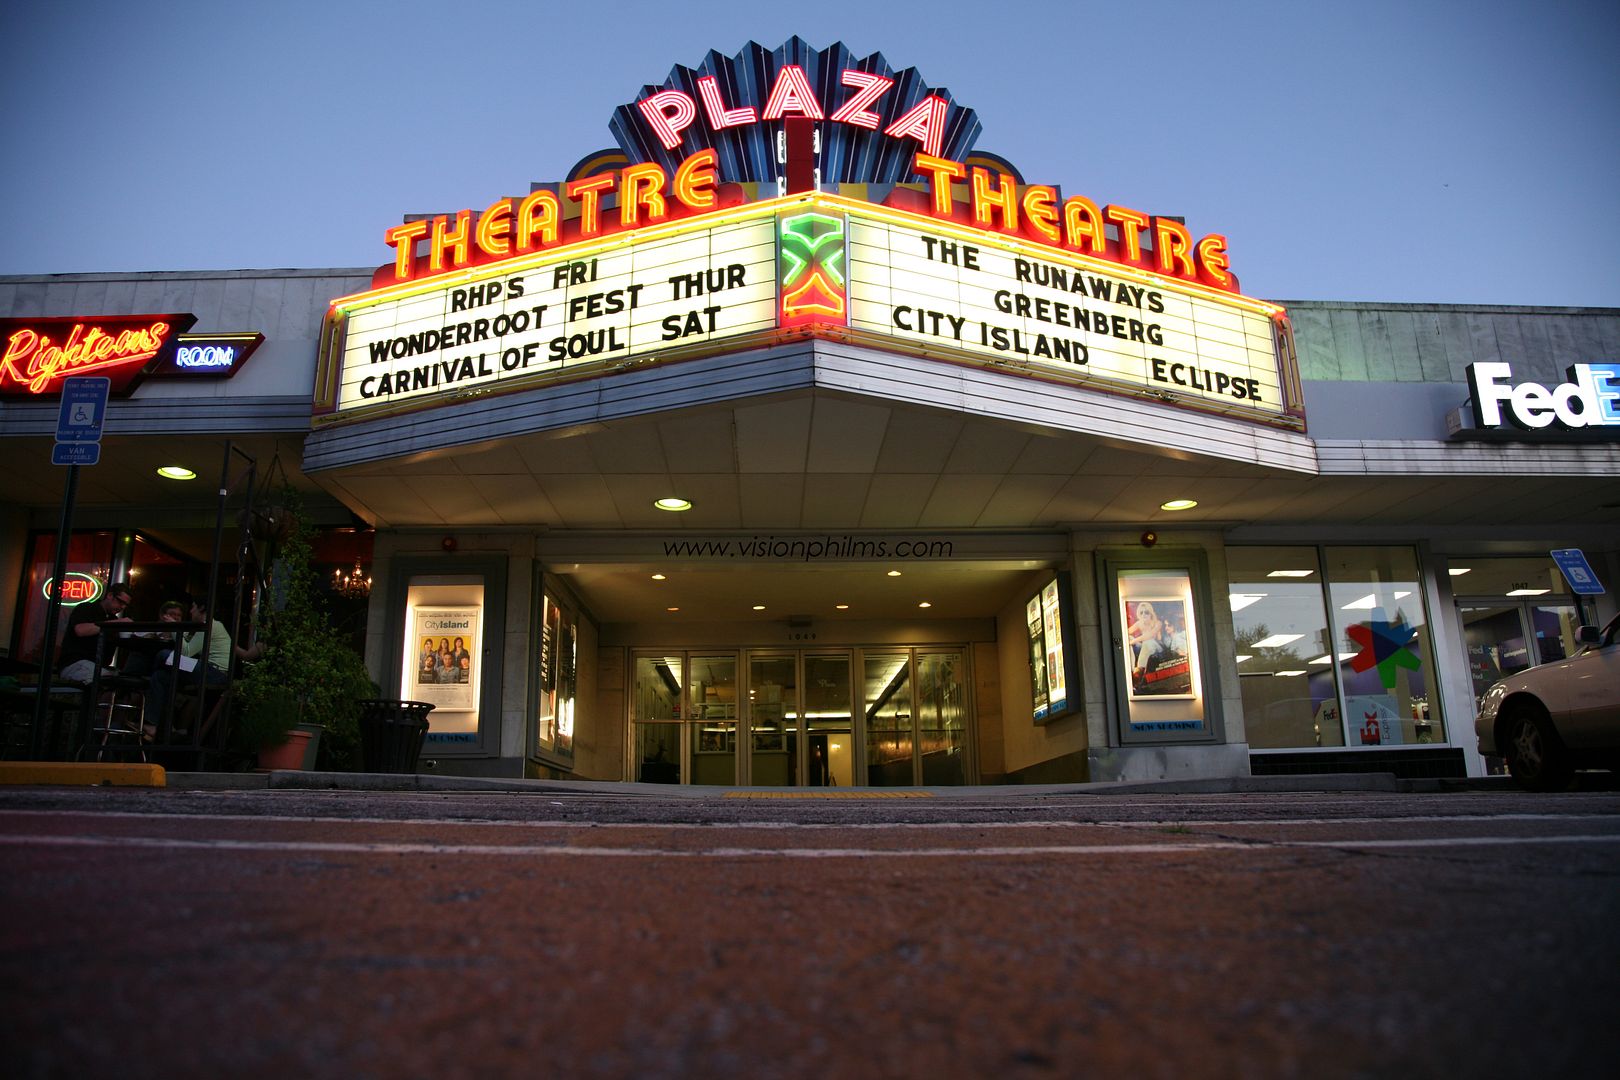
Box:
(0, 315), (195, 396)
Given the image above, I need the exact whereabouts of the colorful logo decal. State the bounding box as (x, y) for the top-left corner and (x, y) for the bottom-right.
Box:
(1347, 612), (1422, 689)
(779, 212), (847, 327)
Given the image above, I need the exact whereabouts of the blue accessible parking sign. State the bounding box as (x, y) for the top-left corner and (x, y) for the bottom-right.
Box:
(53, 376), (110, 467)
(1550, 548), (1605, 596)
(51, 442), (102, 466)
(55, 376), (110, 442)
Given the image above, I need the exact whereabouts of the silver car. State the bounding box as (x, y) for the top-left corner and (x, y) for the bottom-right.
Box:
(1476, 612), (1620, 790)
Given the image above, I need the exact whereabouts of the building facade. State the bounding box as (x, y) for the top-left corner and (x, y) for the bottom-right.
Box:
(4, 40), (1617, 784)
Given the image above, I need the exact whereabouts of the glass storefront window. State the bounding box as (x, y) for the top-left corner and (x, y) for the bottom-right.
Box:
(14, 530), (117, 664)
(1324, 547), (1441, 746)
(1228, 547), (1342, 749)
(1231, 545), (1446, 749)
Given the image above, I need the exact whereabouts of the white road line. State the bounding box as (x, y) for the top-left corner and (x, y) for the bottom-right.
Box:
(1, 833), (1617, 859)
(1, 808), (1616, 831)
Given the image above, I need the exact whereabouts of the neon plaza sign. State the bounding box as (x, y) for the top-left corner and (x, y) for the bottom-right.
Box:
(1468, 361), (1620, 432)
(321, 40), (1300, 427)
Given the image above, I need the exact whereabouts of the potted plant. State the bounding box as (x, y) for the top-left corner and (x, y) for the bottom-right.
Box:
(236, 684), (308, 771)
(237, 489), (377, 771)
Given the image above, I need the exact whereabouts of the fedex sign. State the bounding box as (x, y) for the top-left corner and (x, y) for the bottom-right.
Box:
(1468, 361), (1620, 432)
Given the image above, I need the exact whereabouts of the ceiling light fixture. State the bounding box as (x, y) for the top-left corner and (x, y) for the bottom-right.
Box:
(1250, 633), (1304, 649)
(1506, 588), (1551, 596)
(1273, 670), (1308, 678)
(651, 573), (666, 580)
(918, 601), (932, 608)
(1449, 567), (1472, 577)
(1160, 499), (1198, 511)
(653, 497), (692, 512)
(886, 570), (902, 577)
(1341, 594), (1378, 610)
(1229, 593), (1267, 612)
(157, 466), (197, 480)
(752, 604), (766, 611)
(331, 557), (371, 600)
(835, 604), (849, 610)
(666, 606), (679, 612)
(1266, 570), (1314, 578)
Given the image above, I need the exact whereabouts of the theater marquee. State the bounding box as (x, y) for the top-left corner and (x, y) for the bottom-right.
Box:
(316, 39), (1302, 429)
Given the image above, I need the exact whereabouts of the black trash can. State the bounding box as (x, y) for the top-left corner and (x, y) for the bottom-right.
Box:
(356, 699), (435, 774)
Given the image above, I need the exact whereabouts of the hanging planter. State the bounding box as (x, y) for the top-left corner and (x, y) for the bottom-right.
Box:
(240, 454), (298, 543)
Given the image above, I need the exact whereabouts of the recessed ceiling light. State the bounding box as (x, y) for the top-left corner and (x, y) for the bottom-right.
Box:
(666, 606), (679, 612)
(1234, 655), (1252, 664)
(1160, 499), (1198, 511)
(1273, 670), (1308, 678)
(651, 573), (666, 580)
(157, 466), (196, 480)
(835, 604), (849, 610)
(1506, 588), (1550, 596)
(918, 601), (932, 608)
(653, 497), (691, 512)
(1251, 633), (1303, 649)
(886, 570), (902, 577)
(1449, 567), (1472, 576)
(1308, 652), (1359, 665)
(1266, 570), (1314, 578)
(752, 604), (766, 611)
(1229, 593), (1267, 612)
(1341, 594), (1378, 610)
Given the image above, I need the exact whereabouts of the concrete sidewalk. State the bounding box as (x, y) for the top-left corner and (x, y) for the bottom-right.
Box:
(164, 768), (1517, 797)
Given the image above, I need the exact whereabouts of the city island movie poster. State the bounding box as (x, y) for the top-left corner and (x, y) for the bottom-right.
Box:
(1123, 597), (1194, 699)
(411, 608), (478, 711)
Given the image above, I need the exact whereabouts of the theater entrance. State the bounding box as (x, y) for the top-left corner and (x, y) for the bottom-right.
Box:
(631, 646), (972, 787)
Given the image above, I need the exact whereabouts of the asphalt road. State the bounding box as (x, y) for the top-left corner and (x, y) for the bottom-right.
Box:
(3, 785), (1618, 1078)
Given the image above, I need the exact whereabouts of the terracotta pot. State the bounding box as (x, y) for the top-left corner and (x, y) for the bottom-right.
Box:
(255, 728), (313, 772)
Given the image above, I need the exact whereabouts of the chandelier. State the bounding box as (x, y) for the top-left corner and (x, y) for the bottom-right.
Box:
(332, 557), (371, 599)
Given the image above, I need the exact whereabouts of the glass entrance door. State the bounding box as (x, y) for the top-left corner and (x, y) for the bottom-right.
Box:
(803, 654), (853, 787)
(748, 654), (797, 786)
(633, 647), (969, 786)
(1459, 600), (1583, 707)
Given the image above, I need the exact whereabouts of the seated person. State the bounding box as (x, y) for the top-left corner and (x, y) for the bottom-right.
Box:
(146, 598), (233, 733)
(118, 600), (184, 677)
(57, 581), (134, 684)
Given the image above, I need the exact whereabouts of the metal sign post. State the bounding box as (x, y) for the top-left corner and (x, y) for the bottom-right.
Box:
(34, 377), (111, 740)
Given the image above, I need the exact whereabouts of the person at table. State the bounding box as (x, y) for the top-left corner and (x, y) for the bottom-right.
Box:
(119, 599), (185, 676)
(57, 581), (134, 684)
(145, 598), (233, 731)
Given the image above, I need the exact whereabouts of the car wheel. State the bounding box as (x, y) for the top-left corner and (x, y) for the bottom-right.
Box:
(1503, 706), (1571, 792)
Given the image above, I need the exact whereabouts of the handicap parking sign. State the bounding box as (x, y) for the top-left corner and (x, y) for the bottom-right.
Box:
(1550, 549), (1605, 596)
(55, 377), (111, 443)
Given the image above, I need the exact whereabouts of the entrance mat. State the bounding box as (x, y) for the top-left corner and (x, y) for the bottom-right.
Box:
(724, 790), (934, 799)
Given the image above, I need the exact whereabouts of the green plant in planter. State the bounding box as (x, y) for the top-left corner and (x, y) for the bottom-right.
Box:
(235, 684), (301, 754)
(237, 490), (378, 770)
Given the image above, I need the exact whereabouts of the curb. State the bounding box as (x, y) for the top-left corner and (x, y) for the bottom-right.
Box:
(154, 770), (1525, 797)
(0, 762), (166, 787)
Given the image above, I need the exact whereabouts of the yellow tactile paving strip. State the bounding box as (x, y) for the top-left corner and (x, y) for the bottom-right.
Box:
(723, 790), (934, 799)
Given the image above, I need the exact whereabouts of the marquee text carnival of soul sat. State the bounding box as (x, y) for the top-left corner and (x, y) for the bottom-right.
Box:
(319, 40), (1300, 429)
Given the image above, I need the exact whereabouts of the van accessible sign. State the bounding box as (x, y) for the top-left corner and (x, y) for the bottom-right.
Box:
(1467, 361), (1620, 433)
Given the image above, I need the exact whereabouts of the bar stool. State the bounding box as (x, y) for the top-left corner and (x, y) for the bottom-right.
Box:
(88, 674), (150, 762)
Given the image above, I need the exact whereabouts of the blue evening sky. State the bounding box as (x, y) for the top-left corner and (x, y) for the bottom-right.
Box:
(2, 0), (1616, 306)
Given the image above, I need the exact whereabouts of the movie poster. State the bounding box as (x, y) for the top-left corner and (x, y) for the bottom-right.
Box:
(1123, 597), (1194, 699)
(410, 607), (478, 711)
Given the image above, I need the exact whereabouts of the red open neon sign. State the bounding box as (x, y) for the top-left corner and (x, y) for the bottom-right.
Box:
(41, 572), (103, 606)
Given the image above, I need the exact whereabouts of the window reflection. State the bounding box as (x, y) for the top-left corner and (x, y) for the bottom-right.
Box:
(1228, 546), (1342, 748)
